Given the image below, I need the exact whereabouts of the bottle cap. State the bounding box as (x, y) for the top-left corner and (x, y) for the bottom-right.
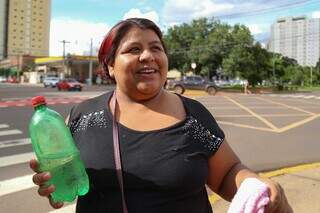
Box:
(31, 96), (46, 107)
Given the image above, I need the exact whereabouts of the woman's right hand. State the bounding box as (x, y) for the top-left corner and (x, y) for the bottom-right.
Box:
(29, 159), (64, 209)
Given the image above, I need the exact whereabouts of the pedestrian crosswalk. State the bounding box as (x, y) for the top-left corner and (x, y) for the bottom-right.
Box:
(0, 123), (76, 212)
(0, 174), (34, 197)
(0, 124), (22, 136)
(0, 96), (89, 108)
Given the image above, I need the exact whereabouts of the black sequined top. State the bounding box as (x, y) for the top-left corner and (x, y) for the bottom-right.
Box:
(68, 91), (225, 213)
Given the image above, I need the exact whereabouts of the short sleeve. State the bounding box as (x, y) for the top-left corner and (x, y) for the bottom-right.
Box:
(181, 96), (225, 157)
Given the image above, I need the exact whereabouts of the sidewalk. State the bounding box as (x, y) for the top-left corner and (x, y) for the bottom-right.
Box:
(211, 163), (320, 212)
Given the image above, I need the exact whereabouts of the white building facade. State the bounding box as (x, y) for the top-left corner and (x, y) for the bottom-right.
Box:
(269, 16), (320, 66)
(0, 0), (8, 60)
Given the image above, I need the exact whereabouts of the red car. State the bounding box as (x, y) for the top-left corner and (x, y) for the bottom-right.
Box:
(57, 78), (82, 91)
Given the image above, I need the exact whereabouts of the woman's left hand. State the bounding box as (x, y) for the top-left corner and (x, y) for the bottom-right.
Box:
(260, 178), (293, 213)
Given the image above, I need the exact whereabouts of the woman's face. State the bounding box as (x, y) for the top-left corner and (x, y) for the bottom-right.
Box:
(108, 26), (168, 100)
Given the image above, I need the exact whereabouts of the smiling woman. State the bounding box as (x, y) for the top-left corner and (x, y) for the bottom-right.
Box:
(107, 28), (167, 100)
(30, 18), (292, 213)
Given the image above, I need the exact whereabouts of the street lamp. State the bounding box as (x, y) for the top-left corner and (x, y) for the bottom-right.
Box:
(191, 62), (196, 74)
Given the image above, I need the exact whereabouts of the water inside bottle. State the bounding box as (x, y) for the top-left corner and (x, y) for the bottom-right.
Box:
(40, 153), (89, 202)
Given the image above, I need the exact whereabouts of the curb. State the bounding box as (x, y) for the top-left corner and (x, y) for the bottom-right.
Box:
(208, 162), (320, 204)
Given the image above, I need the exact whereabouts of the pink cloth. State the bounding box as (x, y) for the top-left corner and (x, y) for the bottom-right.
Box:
(228, 178), (270, 213)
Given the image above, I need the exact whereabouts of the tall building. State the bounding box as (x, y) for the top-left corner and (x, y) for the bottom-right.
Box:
(0, 0), (8, 59)
(6, 0), (51, 57)
(268, 16), (320, 66)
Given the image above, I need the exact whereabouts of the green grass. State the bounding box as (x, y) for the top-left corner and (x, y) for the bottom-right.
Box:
(297, 86), (320, 92)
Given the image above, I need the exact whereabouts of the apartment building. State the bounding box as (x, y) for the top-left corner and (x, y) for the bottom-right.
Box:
(6, 0), (51, 57)
(0, 0), (8, 59)
(268, 16), (320, 66)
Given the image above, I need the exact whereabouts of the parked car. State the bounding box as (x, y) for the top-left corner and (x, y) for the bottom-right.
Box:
(6, 76), (18, 83)
(166, 75), (218, 95)
(56, 78), (82, 91)
(0, 76), (7, 82)
(43, 77), (60, 87)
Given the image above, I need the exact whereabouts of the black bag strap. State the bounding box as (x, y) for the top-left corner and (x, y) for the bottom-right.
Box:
(111, 90), (128, 213)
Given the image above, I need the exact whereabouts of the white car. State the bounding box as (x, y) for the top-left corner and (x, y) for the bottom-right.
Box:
(43, 77), (60, 87)
(0, 76), (7, 82)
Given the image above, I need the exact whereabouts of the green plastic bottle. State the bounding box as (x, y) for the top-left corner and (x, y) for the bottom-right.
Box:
(29, 96), (89, 202)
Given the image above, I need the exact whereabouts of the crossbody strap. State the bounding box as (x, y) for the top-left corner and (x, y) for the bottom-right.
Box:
(111, 91), (128, 213)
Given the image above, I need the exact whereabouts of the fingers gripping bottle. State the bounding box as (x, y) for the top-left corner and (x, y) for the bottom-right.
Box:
(29, 96), (89, 202)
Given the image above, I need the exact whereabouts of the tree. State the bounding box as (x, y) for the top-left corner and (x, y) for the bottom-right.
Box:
(222, 42), (271, 87)
(164, 18), (255, 79)
(199, 21), (233, 78)
(164, 22), (195, 74)
(316, 58), (320, 69)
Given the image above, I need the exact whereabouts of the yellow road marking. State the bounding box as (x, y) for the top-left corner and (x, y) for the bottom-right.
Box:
(277, 114), (320, 133)
(209, 162), (320, 204)
(217, 121), (277, 132)
(223, 96), (279, 131)
(259, 162), (320, 178)
(254, 97), (315, 115)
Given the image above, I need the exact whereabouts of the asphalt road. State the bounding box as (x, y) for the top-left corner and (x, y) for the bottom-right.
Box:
(0, 83), (320, 212)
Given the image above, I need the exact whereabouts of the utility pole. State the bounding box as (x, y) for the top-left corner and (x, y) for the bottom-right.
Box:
(310, 66), (313, 87)
(59, 40), (70, 78)
(272, 47), (276, 86)
(88, 38), (93, 86)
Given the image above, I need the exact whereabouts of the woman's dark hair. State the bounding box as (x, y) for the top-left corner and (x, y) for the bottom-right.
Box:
(98, 18), (167, 78)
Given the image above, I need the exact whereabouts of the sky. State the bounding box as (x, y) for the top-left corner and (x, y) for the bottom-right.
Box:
(49, 0), (320, 56)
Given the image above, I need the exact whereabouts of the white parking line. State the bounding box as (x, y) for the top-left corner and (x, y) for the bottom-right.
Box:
(0, 174), (35, 197)
(303, 95), (315, 99)
(0, 129), (22, 136)
(0, 152), (35, 167)
(0, 124), (9, 128)
(0, 138), (31, 148)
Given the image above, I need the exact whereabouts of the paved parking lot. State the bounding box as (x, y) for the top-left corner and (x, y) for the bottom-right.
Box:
(190, 92), (320, 172)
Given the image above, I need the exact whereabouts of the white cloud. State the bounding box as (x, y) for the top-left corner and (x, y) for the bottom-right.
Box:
(247, 24), (263, 35)
(312, 11), (320, 19)
(122, 9), (159, 25)
(163, 0), (234, 25)
(49, 18), (109, 56)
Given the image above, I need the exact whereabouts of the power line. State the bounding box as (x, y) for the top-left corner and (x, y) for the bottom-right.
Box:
(214, 0), (320, 19)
